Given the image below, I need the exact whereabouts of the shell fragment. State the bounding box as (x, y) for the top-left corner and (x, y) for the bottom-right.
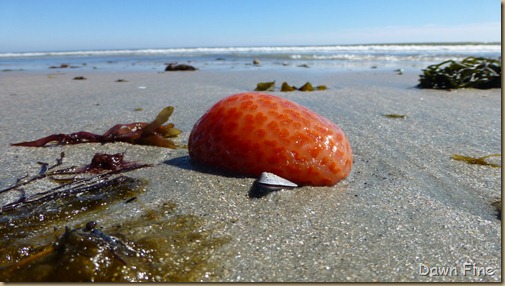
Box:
(257, 172), (298, 189)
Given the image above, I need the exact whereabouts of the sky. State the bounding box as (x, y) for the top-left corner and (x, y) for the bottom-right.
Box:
(0, 0), (501, 52)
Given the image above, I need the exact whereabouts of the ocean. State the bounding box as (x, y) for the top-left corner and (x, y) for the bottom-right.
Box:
(0, 43), (501, 72)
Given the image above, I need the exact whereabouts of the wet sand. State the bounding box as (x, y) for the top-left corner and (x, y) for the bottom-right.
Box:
(0, 67), (501, 282)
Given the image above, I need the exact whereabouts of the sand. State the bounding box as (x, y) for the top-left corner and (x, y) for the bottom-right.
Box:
(0, 67), (501, 282)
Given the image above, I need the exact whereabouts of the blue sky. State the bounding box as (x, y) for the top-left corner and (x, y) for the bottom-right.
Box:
(0, 0), (500, 52)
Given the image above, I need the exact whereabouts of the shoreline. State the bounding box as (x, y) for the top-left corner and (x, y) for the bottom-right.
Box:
(0, 68), (501, 282)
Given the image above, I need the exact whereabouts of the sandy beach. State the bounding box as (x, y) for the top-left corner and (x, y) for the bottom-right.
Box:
(0, 66), (501, 282)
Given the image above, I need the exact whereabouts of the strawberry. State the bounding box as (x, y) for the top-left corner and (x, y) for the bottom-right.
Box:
(188, 92), (352, 186)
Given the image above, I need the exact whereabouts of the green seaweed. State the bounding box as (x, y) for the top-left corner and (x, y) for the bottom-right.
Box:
(0, 153), (230, 282)
(254, 81), (275, 91)
(280, 82), (296, 92)
(0, 213), (230, 282)
(451, 153), (501, 168)
(418, 57), (501, 89)
(255, 81), (327, 92)
(384, 114), (407, 119)
(298, 82), (314, 92)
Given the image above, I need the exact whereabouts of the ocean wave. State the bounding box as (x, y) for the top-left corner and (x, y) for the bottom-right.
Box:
(0, 43), (500, 58)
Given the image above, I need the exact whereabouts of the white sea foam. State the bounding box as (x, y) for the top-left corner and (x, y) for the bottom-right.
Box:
(0, 43), (500, 58)
(0, 43), (499, 72)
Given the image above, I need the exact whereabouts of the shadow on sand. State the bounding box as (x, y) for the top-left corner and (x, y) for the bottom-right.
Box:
(163, 155), (284, 198)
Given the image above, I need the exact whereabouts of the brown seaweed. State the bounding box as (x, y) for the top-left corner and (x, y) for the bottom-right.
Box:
(57, 152), (150, 174)
(0, 152), (230, 281)
(280, 82), (296, 92)
(451, 153), (501, 168)
(0, 152), (151, 215)
(1, 221), (138, 276)
(384, 114), (407, 119)
(165, 63), (197, 71)
(298, 82), (314, 92)
(255, 81), (275, 91)
(256, 81), (327, 92)
(11, 106), (182, 148)
(0, 212), (230, 282)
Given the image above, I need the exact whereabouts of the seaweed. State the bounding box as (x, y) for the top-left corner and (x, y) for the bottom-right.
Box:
(0, 213), (231, 282)
(165, 63), (197, 71)
(280, 82), (296, 92)
(451, 153), (501, 168)
(298, 82), (314, 92)
(11, 106), (182, 148)
(0, 152), (151, 219)
(0, 153), (231, 281)
(255, 81), (327, 92)
(418, 57), (501, 89)
(255, 81), (275, 91)
(384, 114), (407, 119)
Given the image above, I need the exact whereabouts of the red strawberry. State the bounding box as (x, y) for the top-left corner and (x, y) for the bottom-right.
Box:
(188, 92), (352, 186)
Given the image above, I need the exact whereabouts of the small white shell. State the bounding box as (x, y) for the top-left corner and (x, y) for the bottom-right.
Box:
(257, 172), (298, 188)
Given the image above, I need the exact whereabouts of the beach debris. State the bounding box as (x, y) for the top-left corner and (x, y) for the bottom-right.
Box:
(255, 81), (275, 91)
(281, 82), (296, 92)
(11, 106), (182, 148)
(188, 92), (352, 186)
(75, 152), (150, 174)
(257, 172), (298, 188)
(383, 113), (407, 119)
(298, 82), (315, 92)
(0, 221), (140, 281)
(0, 150), (231, 282)
(297, 64), (310, 68)
(115, 79), (128, 82)
(256, 81), (327, 92)
(0, 152), (149, 217)
(56, 64), (69, 68)
(73, 76), (86, 80)
(49, 64), (81, 69)
(164, 63), (198, 71)
(49, 64), (69, 69)
(0, 204), (230, 282)
(134, 107), (143, 111)
(249, 172), (298, 198)
(253, 59), (261, 65)
(2, 69), (24, 72)
(451, 153), (501, 168)
(418, 56), (501, 89)
(394, 69), (404, 75)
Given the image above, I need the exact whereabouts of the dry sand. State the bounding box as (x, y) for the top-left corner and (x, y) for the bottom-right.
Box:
(0, 67), (501, 282)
